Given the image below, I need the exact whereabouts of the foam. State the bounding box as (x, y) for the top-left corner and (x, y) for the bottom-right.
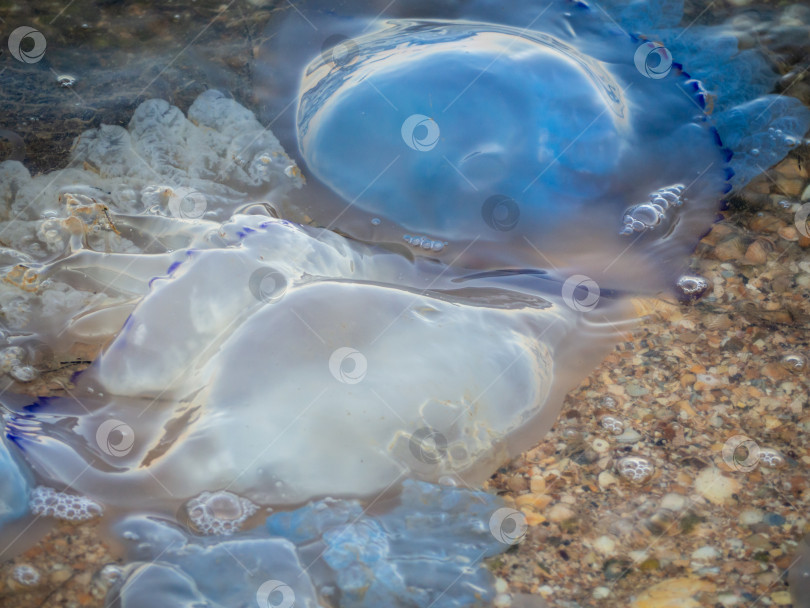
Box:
(29, 486), (103, 521)
(185, 490), (258, 536)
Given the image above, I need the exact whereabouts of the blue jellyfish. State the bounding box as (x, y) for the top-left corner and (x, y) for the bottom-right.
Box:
(265, 0), (810, 290)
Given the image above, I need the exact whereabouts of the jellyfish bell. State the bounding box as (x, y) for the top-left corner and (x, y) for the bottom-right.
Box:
(254, 0), (807, 293)
(279, 18), (727, 292)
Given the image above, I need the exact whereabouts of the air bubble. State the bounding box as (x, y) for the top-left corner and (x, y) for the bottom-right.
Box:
(0, 346), (25, 373)
(402, 234), (445, 253)
(620, 184), (684, 234)
(780, 353), (806, 374)
(601, 396), (618, 409)
(11, 365), (38, 382)
(758, 448), (785, 468)
(56, 74), (77, 88)
(185, 490), (258, 536)
(29, 486), (103, 521)
(99, 564), (123, 585)
(616, 456), (655, 484)
(371, 218), (381, 226)
(675, 274), (710, 302)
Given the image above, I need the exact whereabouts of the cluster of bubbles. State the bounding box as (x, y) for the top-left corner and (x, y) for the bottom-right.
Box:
(599, 415), (625, 435)
(184, 490), (259, 536)
(29, 486), (103, 521)
(12, 564), (41, 587)
(402, 234), (446, 252)
(675, 275), (711, 303)
(0, 342), (51, 383)
(620, 184), (685, 235)
(0, 346), (39, 382)
(615, 456), (655, 484)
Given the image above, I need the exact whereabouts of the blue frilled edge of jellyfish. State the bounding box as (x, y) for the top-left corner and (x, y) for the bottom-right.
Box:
(0, 0), (809, 607)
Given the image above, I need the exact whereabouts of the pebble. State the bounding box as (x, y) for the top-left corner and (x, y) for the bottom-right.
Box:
(713, 235), (747, 261)
(593, 587), (611, 599)
(740, 509), (764, 525)
(625, 383), (649, 397)
(547, 504), (576, 523)
(763, 512), (786, 526)
(50, 566), (72, 584)
(660, 493), (687, 512)
(716, 592), (744, 606)
(749, 214), (785, 232)
(529, 476), (546, 493)
(593, 535), (617, 555)
(691, 546), (720, 561)
(744, 239), (770, 264)
(592, 438), (610, 453)
(598, 471), (618, 489)
(694, 468), (741, 505)
(778, 226), (799, 241)
(630, 577), (716, 608)
(615, 429), (642, 444)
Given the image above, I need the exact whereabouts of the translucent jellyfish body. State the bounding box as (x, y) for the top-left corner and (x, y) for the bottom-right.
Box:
(0, 90), (616, 512)
(8, 211), (619, 508)
(294, 18), (727, 290)
(111, 480), (507, 608)
(265, 480), (507, 608)
(272, 3), (809, 290)
(0, 436), (29, 529)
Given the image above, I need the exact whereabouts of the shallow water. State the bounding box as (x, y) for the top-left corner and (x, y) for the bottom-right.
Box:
(0, 1), (809, 607)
